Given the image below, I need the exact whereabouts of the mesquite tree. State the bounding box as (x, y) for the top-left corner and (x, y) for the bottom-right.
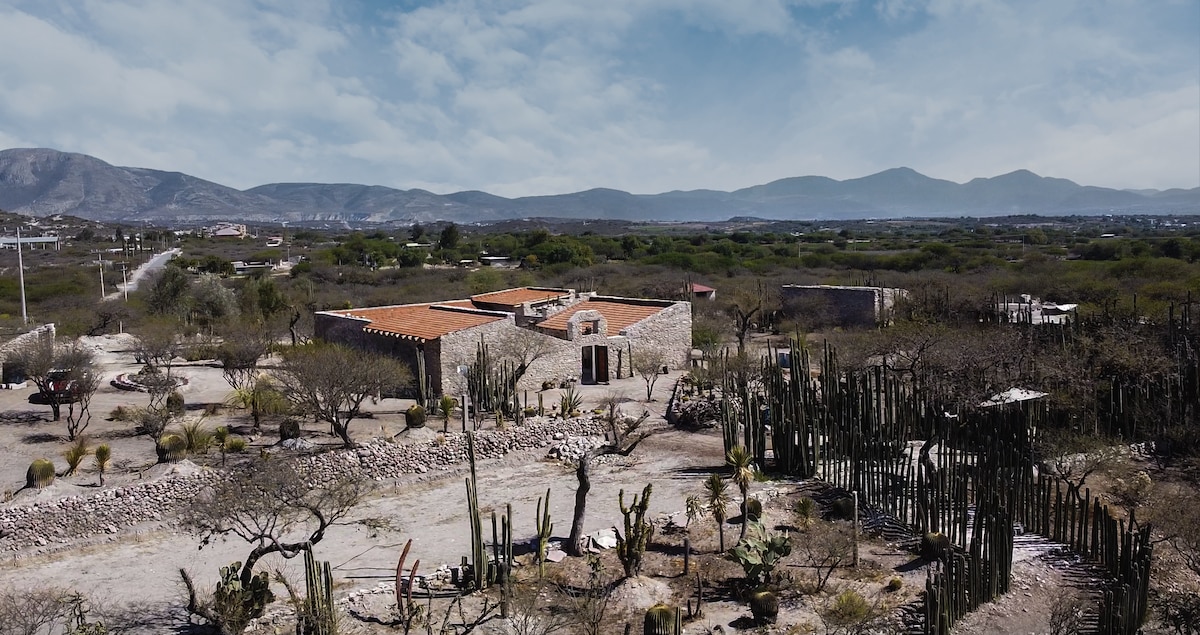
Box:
(5, 336), (95, 430)
(272, 343), (411, 447)
(566, 409), (653, 557)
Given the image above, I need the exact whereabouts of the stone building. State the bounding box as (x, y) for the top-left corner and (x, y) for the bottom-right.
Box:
(780, 285), (905, 328)
(314, 287), (691, 397)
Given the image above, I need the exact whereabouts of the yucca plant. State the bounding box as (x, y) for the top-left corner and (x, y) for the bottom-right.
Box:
(214, 426), (230, 466)
(63, 437), (90, 476)
(704, 473), (731, 552)
(726, 446), (754, 540)
(439, 395), (457, 432)
(93, 444), (111, 486)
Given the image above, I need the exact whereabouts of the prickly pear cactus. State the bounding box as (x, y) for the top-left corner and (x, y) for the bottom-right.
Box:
(212, 561), (274, 633)
(26, 458), (55, 488)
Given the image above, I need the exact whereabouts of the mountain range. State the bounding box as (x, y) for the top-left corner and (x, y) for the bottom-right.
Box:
(0, 148), (1196, 225)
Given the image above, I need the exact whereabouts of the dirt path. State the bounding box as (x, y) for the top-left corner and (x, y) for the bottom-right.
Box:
(952, 532), (1107, 634)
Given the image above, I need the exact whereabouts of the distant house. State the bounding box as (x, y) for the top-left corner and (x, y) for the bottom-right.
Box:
(315, 287), (691, 396)
(231, 261), (275, 275)
(780, 285), (906, 328)
(686, 283), (717, 301)
(995, 295), (1077, 325)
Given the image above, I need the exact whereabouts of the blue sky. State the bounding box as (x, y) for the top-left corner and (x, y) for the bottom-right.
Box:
(1, 0), (1196, 196)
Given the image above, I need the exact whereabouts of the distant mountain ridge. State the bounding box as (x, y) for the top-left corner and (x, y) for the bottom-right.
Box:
(0, 148), (1195, 224)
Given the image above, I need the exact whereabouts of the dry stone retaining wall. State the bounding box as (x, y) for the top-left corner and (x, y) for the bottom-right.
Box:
(0, 417), (610, 552)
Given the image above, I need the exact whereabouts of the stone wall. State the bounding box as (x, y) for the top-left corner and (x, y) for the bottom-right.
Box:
(780, 285), (904, 328)
(0, 417), (612, 553)
(619, 300), (693, 370)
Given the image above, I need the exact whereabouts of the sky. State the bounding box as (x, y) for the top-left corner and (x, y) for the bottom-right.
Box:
(0, 0), (1197, 197)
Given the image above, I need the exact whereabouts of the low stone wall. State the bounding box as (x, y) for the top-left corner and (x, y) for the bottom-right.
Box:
(0, 417), (611, 553)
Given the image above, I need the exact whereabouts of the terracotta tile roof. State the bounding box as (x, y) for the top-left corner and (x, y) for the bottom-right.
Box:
(330, 302), (503, 341)
(689, 283), (715, 293)
(471, 287), (572, 307)
(538, 299), (669, 335)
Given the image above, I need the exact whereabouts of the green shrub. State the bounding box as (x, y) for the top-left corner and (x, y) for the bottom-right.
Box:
(180, 421), (213, 453)
(203, 402), (222, 416)
(110, 405), (133, 421)
(157, 434), (187, 463)
(226, 438), (248, 453)
(825, 590), (871, 625)
(26, 459), (56, 488)
(405, 404), (426, 429)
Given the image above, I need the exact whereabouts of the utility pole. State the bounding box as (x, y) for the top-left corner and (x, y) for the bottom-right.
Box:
(16, 227), (27, 324)
(98, 252), (106, 298)
(121, 264), (129, 301)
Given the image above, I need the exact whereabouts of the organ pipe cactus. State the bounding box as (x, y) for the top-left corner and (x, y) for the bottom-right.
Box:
(26, 458), (55, 488)
(615, 483), (654, 579)
(301, 548), (336, 635)
(536, 488), (553, 577)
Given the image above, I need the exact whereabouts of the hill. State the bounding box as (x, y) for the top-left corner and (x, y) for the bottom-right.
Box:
(0, 148), (1195, 224)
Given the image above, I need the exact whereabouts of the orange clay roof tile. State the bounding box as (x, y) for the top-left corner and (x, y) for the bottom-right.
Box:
(470, 287), (571, 306)
(330, 302), (503, 341)
(537, 299), (667, 334)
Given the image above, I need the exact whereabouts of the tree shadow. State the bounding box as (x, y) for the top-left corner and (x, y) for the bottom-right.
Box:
(894, 557), (931, 573)
(21, 432), (60, 444)
(0, 409), (50, 425)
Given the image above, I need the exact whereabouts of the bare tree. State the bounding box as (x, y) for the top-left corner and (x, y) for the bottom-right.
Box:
(566, 409), (654, 557)
(182, 458), (370, 590)
(272, 343), (412, 447)
(633, 349), (668, 402)
(799, 521), (855, 593)
(64, 366), (100, 441)
(492, 328), (555, 384)
(5, 336), (95, 428)
(217, 325), (275, 396)
(1037, 430), (1120, 503)
(724, 280), (775, 355)
(132, 319), (183, 377)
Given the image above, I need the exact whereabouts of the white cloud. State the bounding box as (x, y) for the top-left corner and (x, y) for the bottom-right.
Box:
(0, 0), (1194, 198)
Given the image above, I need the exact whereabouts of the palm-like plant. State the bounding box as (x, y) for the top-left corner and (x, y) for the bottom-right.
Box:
(93, 444), (111, 486)
(704, 473), (732, 552)
(439, 395), (457, 433)
(727, 446), (755, 540)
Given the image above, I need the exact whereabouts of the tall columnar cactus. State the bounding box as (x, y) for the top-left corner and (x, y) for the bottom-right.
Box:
(464, 432), (489, 590)
(643, 603), (681, 635)
(416, 352), (427, 408)
(301, 549), (336, 635)
(536, 488), (553, 578)
(26, 458), (55, 488)
(491, 503), (513, 617)
(616, 483), (654, 579)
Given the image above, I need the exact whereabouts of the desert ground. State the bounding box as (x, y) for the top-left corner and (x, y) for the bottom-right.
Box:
(0, 334), (1078, 634)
